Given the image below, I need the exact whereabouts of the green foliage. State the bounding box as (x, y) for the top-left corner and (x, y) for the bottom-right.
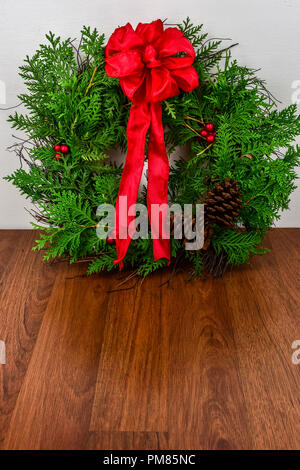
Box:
(5, 20), (300, 278)
(178, 17), (226, 78)
(212, 229), (268, 265)
(80, 26), (105, 65)
(185, 251), (204, 278)
(87, 252), (115, 274)
(8, 27), (128, 161)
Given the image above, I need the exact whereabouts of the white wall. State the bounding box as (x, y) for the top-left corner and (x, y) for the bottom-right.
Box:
(0, 0), (299, 228)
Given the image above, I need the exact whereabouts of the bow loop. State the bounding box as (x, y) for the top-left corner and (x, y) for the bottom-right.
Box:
(157, 27), (195, 60)
(105, 23), (143, 56)
(136, 19), (164, 44)
(105, 50), (144, 77)
(105, 19), (198, 104)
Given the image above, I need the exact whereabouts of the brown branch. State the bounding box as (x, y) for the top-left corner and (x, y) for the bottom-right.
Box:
(84, 66), (98, 96)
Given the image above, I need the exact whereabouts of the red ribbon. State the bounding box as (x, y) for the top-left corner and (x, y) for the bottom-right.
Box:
(105, 19), (198, 269)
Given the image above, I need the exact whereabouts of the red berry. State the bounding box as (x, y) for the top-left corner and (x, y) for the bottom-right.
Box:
(60, 144), (69, 154)
(54, 144), (61, 152)
(200, 129), (208, 137)
(107, 236), (114, 244)
(205, 123), (214, 132)
(206, 134), (215, 144)
(54, 153), (62, 160)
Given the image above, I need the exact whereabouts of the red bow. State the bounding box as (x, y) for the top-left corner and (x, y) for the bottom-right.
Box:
(105, 19), (198, 269)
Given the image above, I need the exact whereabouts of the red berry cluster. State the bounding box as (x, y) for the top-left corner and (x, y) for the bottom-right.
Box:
(106, 228), (116, 244)
(200, 122), (216, 144)
(53, 144), (69, 160)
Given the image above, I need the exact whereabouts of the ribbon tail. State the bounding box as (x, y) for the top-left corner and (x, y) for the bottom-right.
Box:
(147, 103), (171, 264)
(114, 103), (151, 269)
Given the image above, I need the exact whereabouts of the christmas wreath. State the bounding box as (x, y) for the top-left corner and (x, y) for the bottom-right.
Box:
(5, 18), (300, 277)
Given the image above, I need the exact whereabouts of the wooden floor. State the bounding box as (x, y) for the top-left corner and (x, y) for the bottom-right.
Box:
(0, 229), (299, 450)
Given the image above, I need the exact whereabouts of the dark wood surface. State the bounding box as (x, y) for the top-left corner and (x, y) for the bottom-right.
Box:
(0, 228), (299, 450)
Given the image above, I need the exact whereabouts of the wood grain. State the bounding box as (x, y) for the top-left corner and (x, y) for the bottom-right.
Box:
(90, 272), (168, 432)
(0, 230), (58, 446)
(0, 229), (299, 449)
(164, 273), (253, 449)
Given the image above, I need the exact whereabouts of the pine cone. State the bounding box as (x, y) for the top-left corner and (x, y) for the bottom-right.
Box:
(203, 178), (242, 228)
(170, 211), (213, 251)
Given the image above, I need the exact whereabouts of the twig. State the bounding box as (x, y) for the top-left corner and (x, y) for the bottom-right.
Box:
(107, 280), (139, 294)
(201, 37), (232, 48)
(84, 66), (98, 96)
(184, 122), (206, 140)
(197, 143), (213, 156)
(185, 115), (205, 125)
(202, 42), (239, 60)
(116, 269), (138, 288)
(0, 102), (22, 111)
(159, 251), (185, 287)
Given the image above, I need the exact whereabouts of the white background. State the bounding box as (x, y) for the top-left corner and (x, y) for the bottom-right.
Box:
(0, 0), (299, 228)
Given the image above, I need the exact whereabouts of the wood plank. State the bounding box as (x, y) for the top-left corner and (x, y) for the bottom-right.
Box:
(164, 271), (253, 450)
(86, 431), (168, 450)
(223, 230), (300, 449)
(90, 272), (169, 432)
(0, 230), (58, 447)
(2, 265), (113, 449)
